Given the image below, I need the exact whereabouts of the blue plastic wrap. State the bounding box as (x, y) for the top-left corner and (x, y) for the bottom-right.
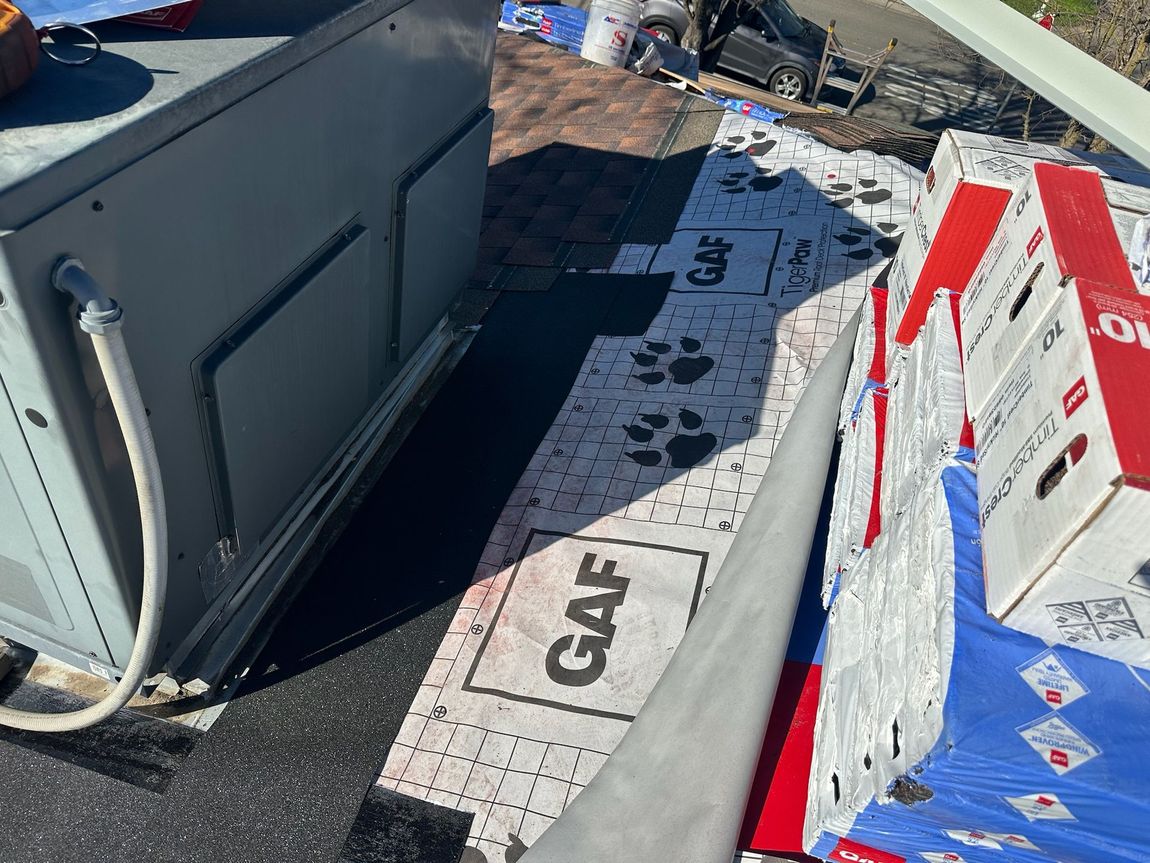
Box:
(705, 94), (786, 124)
(500, 2), (587, 53)
(809, 463), (1150, 863)
(849, 377), (884, 426)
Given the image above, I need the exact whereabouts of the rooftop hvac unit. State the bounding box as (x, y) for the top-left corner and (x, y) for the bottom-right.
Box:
(0, 0), (496, 708)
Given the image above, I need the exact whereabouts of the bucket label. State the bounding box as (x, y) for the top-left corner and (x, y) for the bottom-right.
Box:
(1016, 714), (1101, 774)
(1003, 792), (1076, 822)
(1016, 648), (1089, 709)
(601, 14), (637, 28)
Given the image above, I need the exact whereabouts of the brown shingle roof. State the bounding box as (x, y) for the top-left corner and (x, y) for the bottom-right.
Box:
(477, 33), (686, 279)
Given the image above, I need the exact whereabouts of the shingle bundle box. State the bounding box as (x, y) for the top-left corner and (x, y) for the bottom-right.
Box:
(959, 164), (1139, 421)
(498, 2), (586, 52)
(885, 132), (1092, 358)
(825, 385), (887, 607)
(881, 289), (974, 521)
(839, 286), (889, 435)
(826, 287), (891, 605)
(957, 162), (1150, 667)
(974, 279), (1150, 668)
(807, 135), (1150, 863)
(806, 461), (1150, 863)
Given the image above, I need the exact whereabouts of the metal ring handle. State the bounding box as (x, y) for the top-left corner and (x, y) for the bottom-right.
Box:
(38, 22), (102, 66)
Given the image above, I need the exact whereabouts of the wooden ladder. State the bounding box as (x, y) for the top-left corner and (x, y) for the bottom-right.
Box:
(811, 20), (897, 115)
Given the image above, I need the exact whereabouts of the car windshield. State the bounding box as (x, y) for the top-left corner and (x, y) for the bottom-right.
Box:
(758, 0), (807, 39)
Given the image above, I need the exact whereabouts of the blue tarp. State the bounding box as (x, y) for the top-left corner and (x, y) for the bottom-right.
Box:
(500, 2), (586, 53)
(811, 463), (1150, 863)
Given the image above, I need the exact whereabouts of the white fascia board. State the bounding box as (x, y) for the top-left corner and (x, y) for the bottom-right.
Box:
(902, 0), (1150, 169)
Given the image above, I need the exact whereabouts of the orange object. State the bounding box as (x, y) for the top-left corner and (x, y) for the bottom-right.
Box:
(0, 2), (38, 98)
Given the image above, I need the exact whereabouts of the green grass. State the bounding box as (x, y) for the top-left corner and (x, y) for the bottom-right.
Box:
(1000, 0), (1097, 22)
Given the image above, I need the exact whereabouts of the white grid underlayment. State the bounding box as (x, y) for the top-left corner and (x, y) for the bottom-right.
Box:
(378, 114), (920, 863)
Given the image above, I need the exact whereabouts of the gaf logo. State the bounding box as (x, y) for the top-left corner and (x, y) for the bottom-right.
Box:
(1050, 749), (1070, 769)
(464, 530), (710, 722)
(925, 167), (936, 194)
(1062, 376), (1088, 418)
(546, 553), (630, 687)
(1036, 795), (1057, 808)
(829, 839), (905, 863)
(686, 235), (733, 287)
(1026, 226), (1045, 258)
(1091, 311), (1150, 348)
(1046, 689), (1063, 705)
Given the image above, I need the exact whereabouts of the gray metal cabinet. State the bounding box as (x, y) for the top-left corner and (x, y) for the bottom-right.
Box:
(0, 0), (496, 683)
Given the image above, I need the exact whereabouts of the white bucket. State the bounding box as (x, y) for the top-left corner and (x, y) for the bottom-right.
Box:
(580, 0), (641, 68)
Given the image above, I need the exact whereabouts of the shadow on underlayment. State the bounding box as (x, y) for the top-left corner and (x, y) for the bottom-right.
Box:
(0, 129), (913, 863)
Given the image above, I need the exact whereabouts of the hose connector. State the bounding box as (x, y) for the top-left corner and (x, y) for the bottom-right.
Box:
(52, 256), (124, 335)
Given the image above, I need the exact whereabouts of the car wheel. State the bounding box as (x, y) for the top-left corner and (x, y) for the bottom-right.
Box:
(768, 67), (807, 101)
(645, 21), (679, 45)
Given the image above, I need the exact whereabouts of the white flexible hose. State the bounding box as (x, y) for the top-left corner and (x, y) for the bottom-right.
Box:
(0, 329), (168, 732)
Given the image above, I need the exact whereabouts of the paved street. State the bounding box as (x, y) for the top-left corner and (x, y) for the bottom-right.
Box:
(869, 62), (1005, 129)
(786, 0), (1062, 140)
(570, 0), (1071, 142)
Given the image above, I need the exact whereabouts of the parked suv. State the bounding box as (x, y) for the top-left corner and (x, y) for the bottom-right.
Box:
(639, 0), (836, 101)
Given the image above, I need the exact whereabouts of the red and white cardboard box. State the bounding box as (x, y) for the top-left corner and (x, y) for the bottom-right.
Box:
(975, 280), (1150, 666)
(886, 132), (1089, 359)
(959, 163), (1136, 423)
(1102, 177), (1150, 291)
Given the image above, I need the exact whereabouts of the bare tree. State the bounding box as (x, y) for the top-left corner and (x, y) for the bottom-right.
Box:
(683, 0), (771, 61)
(682, 0), (720, 50)
(1051, 0), (1150, 150)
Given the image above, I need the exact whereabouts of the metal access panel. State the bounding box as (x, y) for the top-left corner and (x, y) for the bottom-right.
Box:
(0, 0), (497, 682)
(394, 112), (494, 362)
(0, 384), (106, 653)
(198, 226), (373, 551)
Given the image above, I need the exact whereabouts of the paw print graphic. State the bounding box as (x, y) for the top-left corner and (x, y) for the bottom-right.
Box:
(834, 222), (904, 261)
(623, 408), (718, 469)
(824, 174), (893, 208)
(717, 130), (778, 159)
(630, 336), (715, 386)
(458, 834), (528, 863)
(715, 131), (781, 194)
(718, 168), (783, 195)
